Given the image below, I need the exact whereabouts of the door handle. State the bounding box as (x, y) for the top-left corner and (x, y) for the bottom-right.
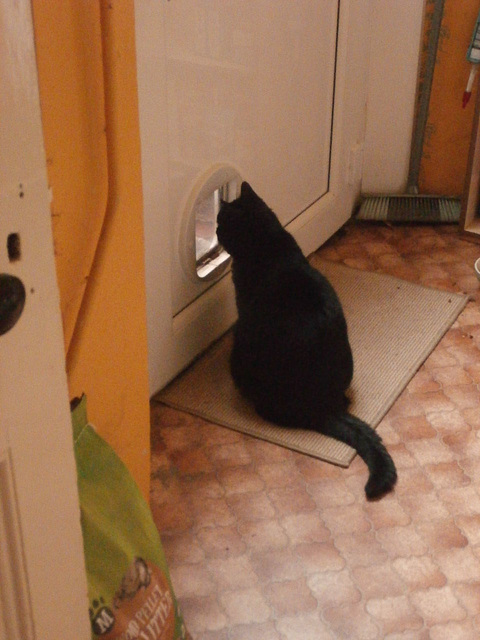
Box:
(0, 274), (26, 335)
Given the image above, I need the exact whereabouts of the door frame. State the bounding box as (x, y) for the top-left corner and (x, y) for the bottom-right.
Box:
(135, 0), (372, 394)
(0, 2), (90, 637)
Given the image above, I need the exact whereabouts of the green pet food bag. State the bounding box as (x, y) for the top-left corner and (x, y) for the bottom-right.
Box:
(72, 396), (191, 640)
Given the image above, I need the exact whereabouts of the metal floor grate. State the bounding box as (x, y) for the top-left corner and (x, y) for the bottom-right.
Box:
(356, 196), (460, 223)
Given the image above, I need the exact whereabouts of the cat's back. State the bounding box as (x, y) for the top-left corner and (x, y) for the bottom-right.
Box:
(256, 258), (343, 320)
(233, 257), (353, 404)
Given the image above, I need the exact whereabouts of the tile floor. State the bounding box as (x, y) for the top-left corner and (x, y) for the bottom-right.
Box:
(150, 220), (480, 639)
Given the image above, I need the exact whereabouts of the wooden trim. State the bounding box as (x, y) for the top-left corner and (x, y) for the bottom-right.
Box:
(460, 79), (480, 243)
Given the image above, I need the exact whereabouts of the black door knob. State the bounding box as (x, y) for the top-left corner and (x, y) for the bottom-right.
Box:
(0, 274), (26, 336)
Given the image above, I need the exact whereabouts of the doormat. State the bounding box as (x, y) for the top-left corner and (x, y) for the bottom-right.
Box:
(155, 258), (468, 467)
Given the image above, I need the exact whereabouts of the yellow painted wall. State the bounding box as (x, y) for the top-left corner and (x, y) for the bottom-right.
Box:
(32, 0), (151, 498)
(419, 0), (480, 196)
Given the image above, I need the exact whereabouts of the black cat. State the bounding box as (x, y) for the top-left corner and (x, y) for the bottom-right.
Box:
(216, 182), (397, 499)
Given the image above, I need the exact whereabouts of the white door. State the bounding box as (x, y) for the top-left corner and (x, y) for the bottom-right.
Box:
(165, 0), (339, 314)
(0, 2), (90, 638)
(135, 1), (371, 393)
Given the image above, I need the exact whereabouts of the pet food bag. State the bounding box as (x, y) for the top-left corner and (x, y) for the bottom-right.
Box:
(72, 395), (191, 640)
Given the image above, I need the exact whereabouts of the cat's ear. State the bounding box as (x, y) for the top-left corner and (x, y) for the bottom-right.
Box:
(240, 181), (258, 201)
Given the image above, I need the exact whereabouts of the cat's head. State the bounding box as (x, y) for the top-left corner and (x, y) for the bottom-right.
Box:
(216, 181), (280, 259)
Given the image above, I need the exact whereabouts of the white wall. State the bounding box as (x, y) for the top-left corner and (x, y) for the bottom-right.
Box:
(362, 0), (425, 194)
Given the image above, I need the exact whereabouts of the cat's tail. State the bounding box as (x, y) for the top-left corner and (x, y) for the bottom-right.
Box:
(322, 412), (397, 500)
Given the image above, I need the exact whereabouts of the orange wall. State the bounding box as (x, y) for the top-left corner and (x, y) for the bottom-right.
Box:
(33, 0), (151, 498)
(419, 0), (480, 196)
